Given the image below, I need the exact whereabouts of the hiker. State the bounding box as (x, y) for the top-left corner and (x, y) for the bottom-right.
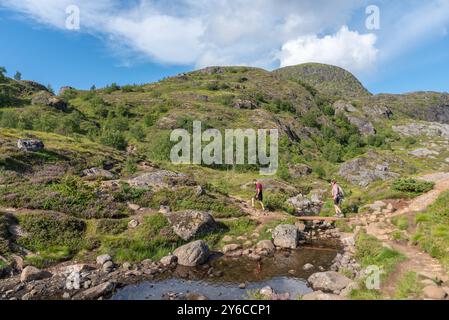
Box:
(331, 180), (344, 217)
(252, 180), (265, 211)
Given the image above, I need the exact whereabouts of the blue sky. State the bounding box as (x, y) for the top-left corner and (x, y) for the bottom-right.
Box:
(1, 0), (449, 94)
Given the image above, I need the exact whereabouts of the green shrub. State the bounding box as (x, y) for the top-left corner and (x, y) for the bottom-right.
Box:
(95, 219), (128, 235)
(392, 179), (434, 194)
(265, 193), (288, 211)
(99, 130), (128, 150)
(18, 213), (86, 253)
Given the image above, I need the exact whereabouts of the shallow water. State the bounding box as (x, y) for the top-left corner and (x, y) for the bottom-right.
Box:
(112, 244), (339, 300)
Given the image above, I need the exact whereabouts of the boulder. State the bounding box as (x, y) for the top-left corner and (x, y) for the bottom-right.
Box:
(303, 263), (314, 271)
(160, 255), (177, 267)
(173, 240), (210, 267)
(423, 285), (447, 300)
(96, 254), (112, 265)
(74, 281), (116, 300)
(223, 244), (242, 254)
(20, 266), (52, 283)
(272, 224), (299, 249)
(17, 139), (44, 152)
(302, 291), (345, 300)
(256, 240), (275, 254)
(127, 170), (191, 190)
(166, 210), (217, 241)
(308, 271), (353, 294)
(260, 286), (274, 297)
(286, 194), (322, 216)
(82, 168), (115, 180)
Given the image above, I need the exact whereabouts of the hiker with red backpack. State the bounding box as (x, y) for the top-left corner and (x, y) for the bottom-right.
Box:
(252, 180), (266, 211)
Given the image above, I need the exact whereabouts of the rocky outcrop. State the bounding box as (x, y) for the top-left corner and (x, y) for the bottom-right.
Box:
(165, 210), (218, 241)
(339, 152), (399, 187)
(409, 148), (439, 158)
(17, 139), (44, 152)
(73, 281), (116, 300)
(127, 170), (193, 190)
(31, 91), (67, 111)
(346, 115), (376, 136)
(307, 271), (353, 294)
(272, 224), (299, 249)
(233, 99), (258, 110)
(393, 122), (449, 139)
(288, 164), (312, 178)
(173, 240), (210, 267)
(286, 194), (322, 216)
(82, 168), (115, 180)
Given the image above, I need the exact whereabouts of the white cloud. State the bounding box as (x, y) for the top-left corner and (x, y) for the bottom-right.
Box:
(0, 0), (368, 69)
(279, 26), (378, 73)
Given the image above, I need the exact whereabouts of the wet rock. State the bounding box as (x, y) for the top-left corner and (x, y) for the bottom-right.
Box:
(272, 225), (299, 249)
(308, 271), (353, 294)
(302, 291), (345, 300)
(122, 262), (132, 271)
(20, 266), (52, 283)
(17, 139), (44, 152)
(96, 254), (112, 265)
(173, 240), (210, 267)
(260, 286), (274, 297)
(160, 255), (177, 267)
(423, 285), (447, 300)
(186, 293), (209, 300)
(239, 283), (246, 289)
(73, 281), (116, 300)
(166, 210), (218, 241)
(102, 261), (114, 273)
(303, 263), (314, 271)
(223, 244), (242, 254)
(256, 240), (275, 254)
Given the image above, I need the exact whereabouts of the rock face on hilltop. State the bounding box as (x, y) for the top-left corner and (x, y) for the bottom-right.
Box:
(273, 63), (371, 98)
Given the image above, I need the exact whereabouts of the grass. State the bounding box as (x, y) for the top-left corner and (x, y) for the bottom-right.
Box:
(245, 289), (270, 300)
(413, 191), (449, 269)
(391, 216), (409, 231)
(350, 232), (405, 300)
(394, 272), (423, 300)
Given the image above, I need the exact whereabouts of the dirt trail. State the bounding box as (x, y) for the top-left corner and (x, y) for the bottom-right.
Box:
(355, 172), (449, 298)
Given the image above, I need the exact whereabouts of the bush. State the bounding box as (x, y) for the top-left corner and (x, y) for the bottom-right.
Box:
(18, 213), (86, 252)
(392, 179), (434, 194)
(99, 130), (128, 150)
(95, 219), (128, 235)
(265, 193), (288, 211)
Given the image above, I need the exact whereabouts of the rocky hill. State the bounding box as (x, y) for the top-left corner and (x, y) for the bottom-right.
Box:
(2, 63), (449, 297)
(273, 63), (372, 98)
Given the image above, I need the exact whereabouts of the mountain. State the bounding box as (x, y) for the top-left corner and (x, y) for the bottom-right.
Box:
(2, 63), (449, 286)
(273, 63), (372, 98)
